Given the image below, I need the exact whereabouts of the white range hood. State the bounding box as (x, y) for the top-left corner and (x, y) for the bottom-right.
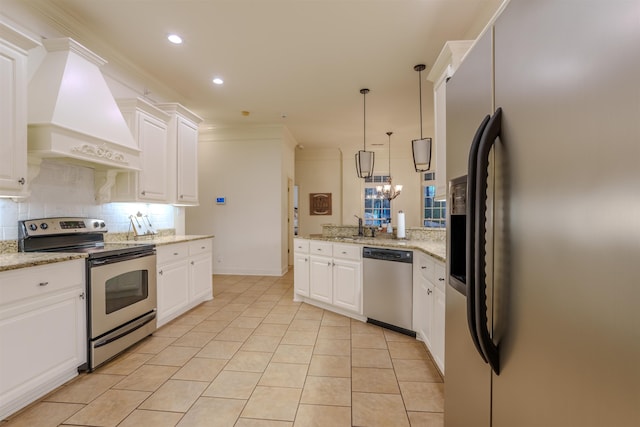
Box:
(27, 38), (141, 171)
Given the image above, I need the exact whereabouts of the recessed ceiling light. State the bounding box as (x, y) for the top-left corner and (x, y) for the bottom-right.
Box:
(167, 34), (183, 44)
(212, 77), (224, 85)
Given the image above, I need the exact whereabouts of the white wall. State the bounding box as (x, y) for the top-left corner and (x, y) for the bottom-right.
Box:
(295, 148), (343, 236)
(186, 126), (295, 276)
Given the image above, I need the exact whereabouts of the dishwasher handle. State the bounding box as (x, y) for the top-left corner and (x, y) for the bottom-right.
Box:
(363, 247), (413, 263)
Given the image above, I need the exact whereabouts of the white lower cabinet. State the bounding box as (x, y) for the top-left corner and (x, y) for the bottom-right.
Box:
(332, 258), (361, 313)
(294, 239), (363, 317)
(0, 259), (85, 420)
(156, 239), (213, 327)
(412, 251), (446, 373)
(309, 254), (333, 304)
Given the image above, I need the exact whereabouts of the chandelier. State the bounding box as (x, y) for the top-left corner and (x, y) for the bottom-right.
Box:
(377, 131), (402, 201)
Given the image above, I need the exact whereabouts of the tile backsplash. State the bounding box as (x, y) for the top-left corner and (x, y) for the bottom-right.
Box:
(0, 159), (177, 241)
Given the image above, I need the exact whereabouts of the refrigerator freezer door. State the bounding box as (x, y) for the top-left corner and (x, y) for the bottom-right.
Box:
(444, 27), (494, 427)
(492, 0), (640, 426)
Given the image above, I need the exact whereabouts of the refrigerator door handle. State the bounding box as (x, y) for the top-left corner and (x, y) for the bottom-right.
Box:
(466, 114), (491, 363)
(474, 107), (502, 375)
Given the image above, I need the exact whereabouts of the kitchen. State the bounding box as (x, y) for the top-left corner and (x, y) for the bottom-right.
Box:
(1, 0), (639, 426)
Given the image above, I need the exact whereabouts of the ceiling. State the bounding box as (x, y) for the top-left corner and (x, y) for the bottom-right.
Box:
(17, 0), (502, 150)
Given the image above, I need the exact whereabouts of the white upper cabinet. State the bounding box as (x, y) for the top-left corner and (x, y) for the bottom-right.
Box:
(157, 103), (203, 206)
(427, 40), (473, 200)
(114, 98), (170, 202)
(0, 21), (39, 197)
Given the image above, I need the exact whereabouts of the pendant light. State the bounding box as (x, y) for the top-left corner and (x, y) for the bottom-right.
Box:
(355, 88), (375, 178)
(377, 132), (402, 201)
(412, 64), (433, 172)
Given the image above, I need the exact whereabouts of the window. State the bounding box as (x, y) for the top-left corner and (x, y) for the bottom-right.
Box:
(423, 172), (446, 228)
(364, 175), (391, 226)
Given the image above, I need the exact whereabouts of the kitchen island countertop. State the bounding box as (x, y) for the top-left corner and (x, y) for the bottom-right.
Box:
(296, 235), (446, 262)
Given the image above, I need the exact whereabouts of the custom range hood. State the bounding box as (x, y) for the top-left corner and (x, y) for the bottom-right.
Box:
(27, 38), (140, 171)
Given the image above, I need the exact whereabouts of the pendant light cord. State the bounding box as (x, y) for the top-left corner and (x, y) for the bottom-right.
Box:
(387, 132), (392, 178)
(418, 69), (423, 139)
(414, 64), (426, 140)
(361, 89), (369, 151)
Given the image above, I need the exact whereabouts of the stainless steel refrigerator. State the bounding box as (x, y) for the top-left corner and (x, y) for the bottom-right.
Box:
(444, 1), (640, 426)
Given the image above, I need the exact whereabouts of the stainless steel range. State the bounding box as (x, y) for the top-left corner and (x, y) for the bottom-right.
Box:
(18, 217), (157, 371)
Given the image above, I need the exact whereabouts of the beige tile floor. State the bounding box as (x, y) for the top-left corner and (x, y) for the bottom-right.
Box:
(2, 271), (444, 427)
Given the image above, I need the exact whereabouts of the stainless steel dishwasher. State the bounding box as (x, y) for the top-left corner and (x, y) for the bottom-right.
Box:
(362, 247), (415, 336)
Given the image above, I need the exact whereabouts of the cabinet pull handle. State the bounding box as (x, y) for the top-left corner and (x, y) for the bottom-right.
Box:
(342, 251), (347, 254)
(141, 190), (146, 195)
(304, 257), (308, 262)
(159, 270), (163, 275)
(427, 288), (432, 295)
(180, 195), (184, 199)
(438, 277), (445, 281)
(18, 177), (25, 185)
(38, 281), (49, 286)
(79, 292), (85, 299)
(191, 261), (194, 265)
(201, 246), (206, 249)
(173, 252), (179, 256)
(421, 266), (427, 269)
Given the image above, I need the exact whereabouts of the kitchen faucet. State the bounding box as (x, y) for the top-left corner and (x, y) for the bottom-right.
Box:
(354, 215), (364, 237)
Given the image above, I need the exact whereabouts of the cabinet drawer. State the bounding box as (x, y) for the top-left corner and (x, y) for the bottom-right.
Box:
(416, 252), (435, 283)
(434, 262), (446, 291)
(310, 241), (333, 256)
(189, 239), (212, 256)
(156, 242), (189, 264)
(0, 259), (84, 306)
(293, 239), (309, 253)
(332, 243), (361, 261)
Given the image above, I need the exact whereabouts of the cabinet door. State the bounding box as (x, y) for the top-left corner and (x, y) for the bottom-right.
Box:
(416, 274), (434, 348)
(190, 253), (212, 304)
(157, 260), (189, 326)
(138, 112), (168, 201)
(433, 285), (445, 373)
(0, 288), (84, 413)
(309, 255), (332, 304)
(294, 253), (310, 297)
(176, 116), (199, 204)
(332, 258), (362, 314)
(0, 41), (28, 195)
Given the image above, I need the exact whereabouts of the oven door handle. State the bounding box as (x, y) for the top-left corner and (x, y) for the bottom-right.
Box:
(89, 250), (155, 266)
(93, 310), (156, 348)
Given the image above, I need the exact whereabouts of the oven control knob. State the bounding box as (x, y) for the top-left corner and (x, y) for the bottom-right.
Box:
(29, 223), (37, 231)
(40, 223), (48, 230)
(100, 222), (106, 228)
(93, 221), (100, 228)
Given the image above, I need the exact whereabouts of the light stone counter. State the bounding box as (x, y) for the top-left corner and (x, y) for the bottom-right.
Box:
(0, 252), (88, 273)
(297, 235), (446, 262)
(113, 234), (215, 246)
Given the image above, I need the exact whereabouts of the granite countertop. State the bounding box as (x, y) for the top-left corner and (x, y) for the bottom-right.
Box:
(0, 252), (88, 273)
(298, 235), (446, 262)
(116, 234), (214, 246)
(0, 235), (214, 273)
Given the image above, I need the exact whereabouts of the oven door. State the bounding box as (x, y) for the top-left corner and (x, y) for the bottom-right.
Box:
(89, 252), (157, 339)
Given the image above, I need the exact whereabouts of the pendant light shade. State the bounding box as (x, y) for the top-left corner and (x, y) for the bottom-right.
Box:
(412, 137), (432, 172)
(355, 88), (375, 178)
(412, 64), (432, 172)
